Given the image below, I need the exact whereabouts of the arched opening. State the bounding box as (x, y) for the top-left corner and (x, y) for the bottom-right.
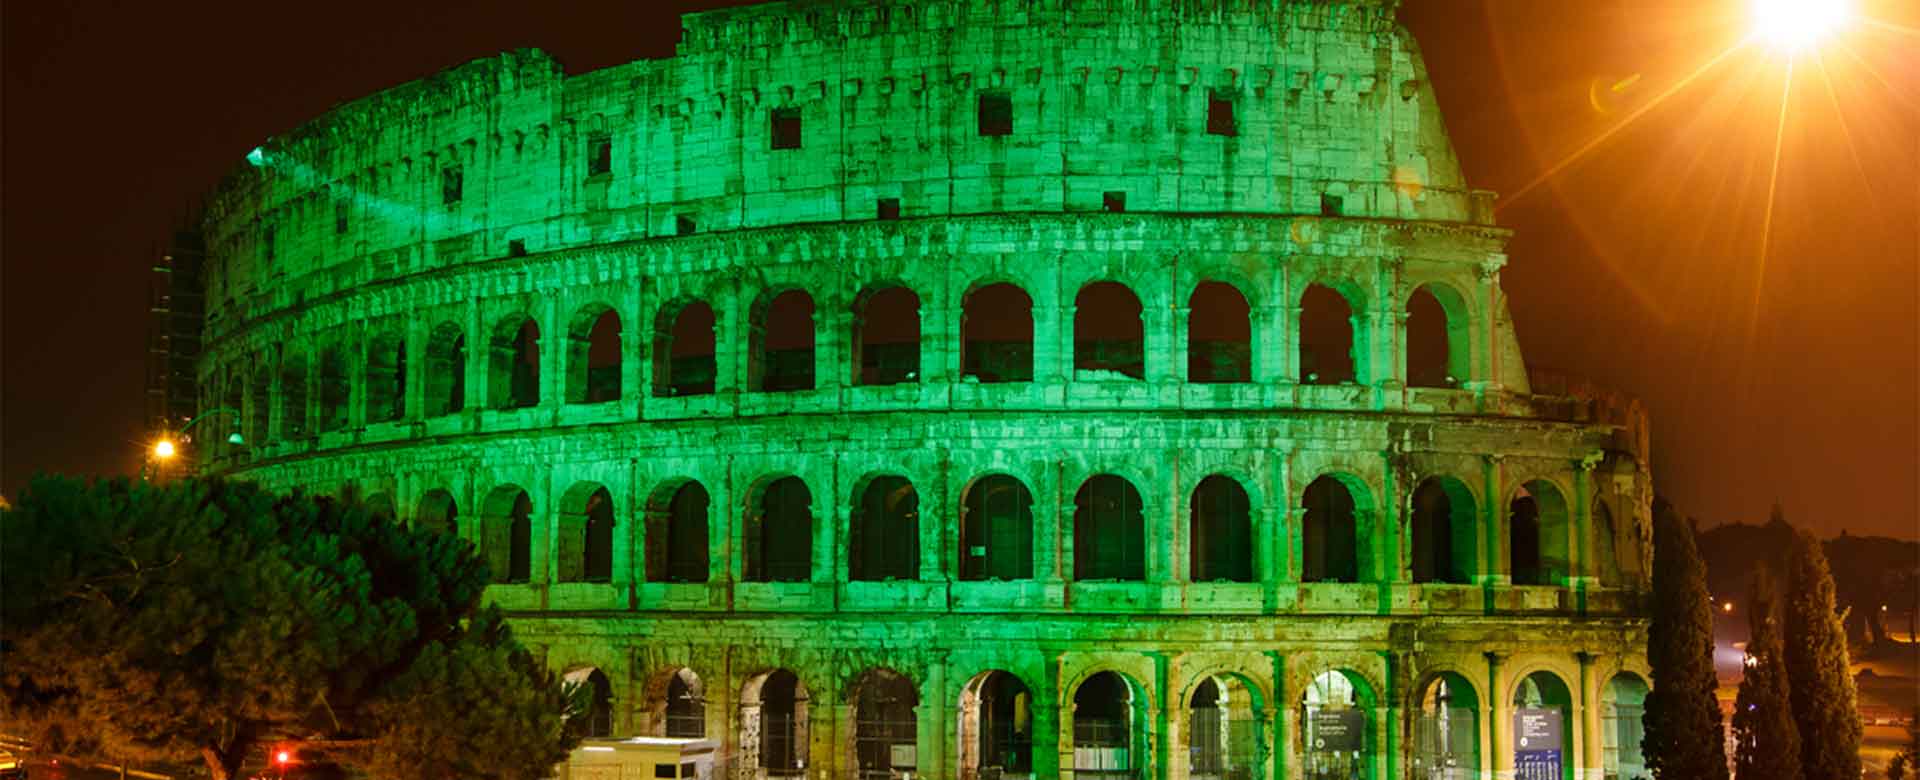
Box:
(742, 669), (810, 778)
(854, 285), (920, 386)
(366, 331), (406, 423)
(1509, 481), (1570, 586)
(425, 321), (466, 416)
(247, 363), (270, 445)
(851, 669), (919, 780)
(364, 492), (397, 524)
(657, 667), (706, 738)
(655, 300), (716, 397)
(1601, 673), (1648, 780)
(488, 315), (541, 409)
(280, 352), (309, 439)
(1302, 670), (1375, 780)
(317, 346), (349, 432)
(1188, 675), (1261, 780)
(1412, 673), (1480, 780)
(962, 283), (1034, 383)
(1190, 475), (1253, 582)
(1406, 285), (1467, 389)
(566, 305), (622, 404)
(558, 484), (615, 583)
(1074, 475), (1145, 581)
(416, 489), (457, 535)
(568, 667), (615, 738)
(1073, 671), (1140, 780)
(746, 477), (812, 582)
(1074, 282), (1144, 380)
(1593, 500), (1620, 587)
(1411, 477), (1478, 584)
(752, 290), (816, 392)
(1299, 284), (1357, 385)
(1512, 671), (1574, 780)
(1302, 476), (1361, 583)
(850, 476), (920, 582)
(648, 481), (711, 583)
(960, 475), (1034, 581)
(1188, 281), (1251, 384)
(480, 485), (533, 584)
(959, 670), (1034, 780)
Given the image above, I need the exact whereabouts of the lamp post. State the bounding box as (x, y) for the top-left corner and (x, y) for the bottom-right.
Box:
(144, 407), (244, 481)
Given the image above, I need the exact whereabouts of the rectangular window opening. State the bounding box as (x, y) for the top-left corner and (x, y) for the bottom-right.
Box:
(1102, 191), (1127, 213)
(771, 107), (802, 150)
(508, 238), (528, 258)
(1207, 90), (1238, 136)
(978, 92), (1012, 137)
(877, 198), (901, 220)
(334, 200), (349, 234)
(441, 165), (463, 205)
(587, 133), (613, 176)
(675, 215), (697, 236)
(1320, 193), (1344, 217)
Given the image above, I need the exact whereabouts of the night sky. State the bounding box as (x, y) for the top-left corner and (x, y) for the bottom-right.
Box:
(4, 1), (1915, 539)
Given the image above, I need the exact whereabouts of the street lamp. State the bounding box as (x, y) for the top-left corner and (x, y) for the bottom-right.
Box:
(145, 407), (245, 478)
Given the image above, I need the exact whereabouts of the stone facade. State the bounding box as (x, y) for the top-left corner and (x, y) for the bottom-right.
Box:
(195, 2), (1654, 779)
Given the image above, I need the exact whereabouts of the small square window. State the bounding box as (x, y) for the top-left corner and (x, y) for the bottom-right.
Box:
(334, 200), (349, 234)
(679, 763), (697, 779)
(1103, 191), (1126, 213)
(978, 92), (1012, 137)
(675, 215), (697, 236)
(441, 165), (463, 205)
(771, 108), (802, 150)
(877, 198), (901, 220)
(654, 765), (676, 779)
(1320, 193), (1343, 217)
(508, 238), (528, 257)
(1207, 90), (1238, 136)
(587, 133), (612, 176)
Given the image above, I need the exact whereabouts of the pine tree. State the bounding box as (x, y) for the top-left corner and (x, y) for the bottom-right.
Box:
(1782, 527), (1863, 780)
(1732, 567), (1800, 778)
(1642, 498), (1730, 780)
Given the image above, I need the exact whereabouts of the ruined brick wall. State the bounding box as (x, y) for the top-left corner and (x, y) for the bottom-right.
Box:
(195, 2), (1654, 779)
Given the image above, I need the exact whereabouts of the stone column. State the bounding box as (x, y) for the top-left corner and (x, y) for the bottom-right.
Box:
(816, 300), (845, 393)
(463, 298), (484, 412)
(1577, 653), (1600, 780)
(348, 324), (369, 430)
(1480, 455), (1508, 587)
(1486, 652), (1513, 780)
(1168, 304), (1193, 386)
(1034, 303), (1066, 384)
(541, 295), (563, 409)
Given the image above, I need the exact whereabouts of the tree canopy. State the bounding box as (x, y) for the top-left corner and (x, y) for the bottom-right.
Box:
(1783, 527), (1864, 780)
(0, 477), (581, 780)
(1732, 567), (1799, 780)
(1642, 497), (1729, 780)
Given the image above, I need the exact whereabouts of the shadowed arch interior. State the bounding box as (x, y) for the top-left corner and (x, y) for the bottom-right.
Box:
(1187, 675), (1261, 779)
(488, 315), (541, 409)
(752, 289), (816, 392)
(279, 352), (308, 439)
(1188, 281), (1252, 383)
(1407, 284), (1469, 389)
(1413, 673), (1480, 777)
(566, 304), (622, 404)
(960, 475), (1034, 581)
(962, 283), (1033, 383)
(959, 670), (1033, 780)
(850, 475), (920, 581)
(655, 300), (716, 397)
(746, 476), (813, 582)
(1510, 481), (1570, 586)
(742, 669), (810, 774)
(854, 285), (921, 386)
(1300, 283), (1357, 385)
(851, 669), (919, 779)
(425, 321), (466, 416)
(416, 489), (458, 535)
(647, 481), (711, 583)
(480, 485), (533, 584)
(1411, 476), (1478, 584)
(1074, 281), (1145, 379)
(1190, 475), (1253, 582)
(557, 483), (615, 583)
(366, 330), (406, 423)
(1073, 671), (1139, 780)
(1074, 475), (1146, 581)
(1303, 475), (1361, 583)
(317, 346), (349, 432)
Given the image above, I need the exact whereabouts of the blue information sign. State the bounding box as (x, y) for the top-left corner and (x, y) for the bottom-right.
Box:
(1513, 707), (1563, 780)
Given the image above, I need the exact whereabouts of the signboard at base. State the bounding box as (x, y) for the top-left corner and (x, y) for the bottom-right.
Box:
(1309, 709), (1365, 752)
(1513, 708), (1563, 780)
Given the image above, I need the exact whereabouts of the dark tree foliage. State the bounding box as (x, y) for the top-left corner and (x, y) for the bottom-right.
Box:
(1732, 567), (1800, 779)
(1642, 498), (1729, 780)
(0, 477), (581, 780)
(1783, 527), (1864, 780)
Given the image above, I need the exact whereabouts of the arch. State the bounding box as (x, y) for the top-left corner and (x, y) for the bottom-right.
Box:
(364, 491), (397, 524)
(279, 351), (309, 439)
(1511, 670), (1575, 780)
(654, 299), (716, 397)
(1074, 474), (1146, 581)
(1188, 281), (1252, 384)
(646, 480), (711, 583)
(1406, 283), (1470, 389)
(741, 668), (811, 777)
(366, 329), (406, 423)
(1073, 671), (1144, 780)
(1412, 672), (1480, 780)
(1299, 283), (1358, 385)
(480, 485), (533, 584)
(1593, 499), (1620, 587)
(1302, 475), (1362, 583)
(959, 670), (1034, 780)
(751, 289), (816, 392)
(1301, 669), (1377, 780)
(488, 314), (540, 409)
(566, 303), (622, 404)
(1190, 475), (1253, 582)
(567, 667), (615, 738)
(317, 345), (349, 432)
(1411, 476), (1478, 584)
(1074, 281), (1145, 380)
(746, 476), (813, 582)
(425, 321), (466, 416)
(961, 282), (1034, 383)
(853, 284), (921, 386)
(651, 666), (707, 738)
(850, 475), (920, 582)
(416, 488), (458, 535)
(558, 482), (615, 583)
(1601, 672), (1649, 780)
(849, 668), (919, 779)
(959, 474), (1035, 581)
(1510, 480), (1571, 586)
(247, 360), (270, 445)
(1187, 673), (1264, 780)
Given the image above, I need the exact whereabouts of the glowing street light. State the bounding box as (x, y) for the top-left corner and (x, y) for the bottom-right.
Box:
(1752, 0), (1853, 53)
(152, 439), (177, 459)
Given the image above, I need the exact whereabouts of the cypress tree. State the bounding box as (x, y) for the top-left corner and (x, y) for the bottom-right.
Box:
(1732, 567), (1800, 778)
(1783, 527), (1863, 780)
(1642, 498), (1729, 780)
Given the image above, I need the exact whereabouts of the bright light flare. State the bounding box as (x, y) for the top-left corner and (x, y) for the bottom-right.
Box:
(1752, 0), (1852, 52)
(152, 439), (177, 459)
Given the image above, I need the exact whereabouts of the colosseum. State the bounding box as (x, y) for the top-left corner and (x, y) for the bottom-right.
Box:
(192, 1), (1656, 778)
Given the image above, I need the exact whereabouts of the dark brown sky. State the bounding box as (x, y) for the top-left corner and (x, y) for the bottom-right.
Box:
(4, 1), (1915, 538)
